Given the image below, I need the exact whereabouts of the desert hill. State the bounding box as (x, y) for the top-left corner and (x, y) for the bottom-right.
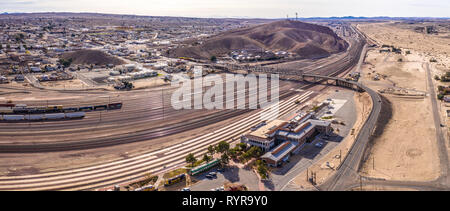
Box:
(166, 20), (348, 59)
(61, 49), (125, 66)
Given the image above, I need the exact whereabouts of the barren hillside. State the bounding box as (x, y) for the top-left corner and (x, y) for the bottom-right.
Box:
(61, 49), (125, 66)
(166, 20), (348, 59)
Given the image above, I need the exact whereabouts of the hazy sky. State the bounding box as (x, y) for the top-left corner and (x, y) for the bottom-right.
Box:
(1, 0), (449, 18)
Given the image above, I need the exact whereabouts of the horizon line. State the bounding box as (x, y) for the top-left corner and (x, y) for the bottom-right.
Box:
(1, 11), (449, 20)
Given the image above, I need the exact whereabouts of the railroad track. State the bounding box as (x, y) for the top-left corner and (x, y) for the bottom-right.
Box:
(0, 90), (315, 190)
(0, 24), (368, 190)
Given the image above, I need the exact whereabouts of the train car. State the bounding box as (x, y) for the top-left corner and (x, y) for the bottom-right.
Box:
(79, 106), (94, 112)
(25, 106), (47, 114)
(107, 103), (123, 110)
(3, 115), (25, 121)
(0, 103), (15, 108)
(13, 107), (31, 114)
(94, 105), (108, 111)
(45, 113), (66, 120)
(46, 105), (63, 113)
(63, 107), (79, 113)
(0, 107), (14, 114)
(15, 104), (27, 108)
(164, 174), (185, 186)
(24, 114), (45, 121)
(134, 185), (157, 192)
(65, 112), (85, 119)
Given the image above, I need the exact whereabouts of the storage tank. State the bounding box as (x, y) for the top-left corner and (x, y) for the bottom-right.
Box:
(45, 113), (66, 120)
(3, 115), (25, 121)
(65, 112), (85, 119)
(24, 114), (45, 121)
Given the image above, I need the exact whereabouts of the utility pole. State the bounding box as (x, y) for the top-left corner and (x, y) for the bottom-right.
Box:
(161, 88), (164, 120)
(373, 156), (375, 170)
(306, 168), (309, 182)
(360, 175), (363, 191)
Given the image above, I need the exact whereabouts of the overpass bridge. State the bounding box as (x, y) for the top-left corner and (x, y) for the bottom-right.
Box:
(212, 63), (363, 92)
(301, 73), (364, 92)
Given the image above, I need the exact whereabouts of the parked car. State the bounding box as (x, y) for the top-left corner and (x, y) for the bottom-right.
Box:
(205, 172), (217, 179)
(315, 142), (324, 148)
(181, 188), (191, 191)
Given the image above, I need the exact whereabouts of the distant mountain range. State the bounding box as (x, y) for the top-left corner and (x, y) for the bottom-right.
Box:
(0, 12), (448, 20)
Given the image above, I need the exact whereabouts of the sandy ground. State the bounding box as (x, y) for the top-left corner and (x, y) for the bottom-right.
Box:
(291, 91), (372, 189)
(39, 79), (88, 90)
(350, 185), (416, 191)
(357, 22), (450, 69)
(357, 22), (443, 181)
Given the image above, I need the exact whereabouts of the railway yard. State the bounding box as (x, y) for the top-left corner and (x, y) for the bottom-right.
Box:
(0, 13), (448, 192)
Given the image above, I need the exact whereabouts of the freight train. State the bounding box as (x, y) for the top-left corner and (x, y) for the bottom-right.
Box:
(0, 112), (86, 121)
(0, 103), (122, 115)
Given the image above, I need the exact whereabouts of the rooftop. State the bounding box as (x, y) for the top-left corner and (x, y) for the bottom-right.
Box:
(261, 141), (299, 162)
(249, 119), (287, 139)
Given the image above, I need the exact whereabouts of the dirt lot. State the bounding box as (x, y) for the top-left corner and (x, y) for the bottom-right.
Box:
(357, 22), (443, 182)
(39, 79), (89, 89)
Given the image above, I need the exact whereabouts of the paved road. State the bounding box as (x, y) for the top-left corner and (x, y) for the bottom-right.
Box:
(318, 82), (382, 190)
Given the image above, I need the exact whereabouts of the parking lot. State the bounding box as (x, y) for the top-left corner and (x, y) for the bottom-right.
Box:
(189, 166), (260, 191)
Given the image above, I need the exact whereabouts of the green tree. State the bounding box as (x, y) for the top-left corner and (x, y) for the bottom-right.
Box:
(210, 55), (217, 62)
(237, 143), (247, 152)
(247, 146), (262, 158)
(185, 153), (197, 167)
(229, 148), (238, 160)
(207, 145), (215, 157)
(221, 153), (229, 165)
(257, 161), (269, 180)
(203, 153), (211, 163)
(216, 141), (230, 154)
